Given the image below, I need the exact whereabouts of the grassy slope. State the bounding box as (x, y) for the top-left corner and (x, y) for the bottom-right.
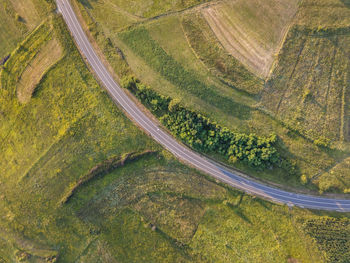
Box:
(181, 12), (264, 96)
(0, 1), (349, 262)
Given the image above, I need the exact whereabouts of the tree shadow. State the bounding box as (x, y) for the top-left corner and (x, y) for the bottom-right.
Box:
(226, 194), (252, 224)
(254, 198), (272, 211)
(77, 0), (97, 9)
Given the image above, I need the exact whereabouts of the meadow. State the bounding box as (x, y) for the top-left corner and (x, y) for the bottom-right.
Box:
(0, 0), (350, 262)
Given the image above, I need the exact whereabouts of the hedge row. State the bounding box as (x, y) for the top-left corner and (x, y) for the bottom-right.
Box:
(122, 76), (281, 169)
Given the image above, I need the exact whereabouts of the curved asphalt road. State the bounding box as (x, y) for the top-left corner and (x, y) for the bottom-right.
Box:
(57, 0), (350, 212)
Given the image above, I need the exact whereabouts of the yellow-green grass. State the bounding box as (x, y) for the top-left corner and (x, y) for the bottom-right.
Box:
(0, 0), (27, 58)
(0, 16), (157, 193)
(201, 0), (298, 78)
(262, 29), (350, 143)
(74, 0), (211, 36)
(67, 154), (350, 263)
(76, 0), (141, 34)
(0, 13), (157, 262)
(1, 22), (52, 101)
(296, 0), (350, 29)
(9, 0), (41, 30)
(315, 157), (350, 193)
(0, 2), (349, 262)
(77, 0), (210, 22)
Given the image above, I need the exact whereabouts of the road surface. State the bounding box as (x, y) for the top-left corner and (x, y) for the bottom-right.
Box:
(56, 0), (350, 212)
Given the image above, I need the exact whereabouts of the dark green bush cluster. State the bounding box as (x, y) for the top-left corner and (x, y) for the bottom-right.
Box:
(122, 76), (170, 115)
(122, 76), (280, 169)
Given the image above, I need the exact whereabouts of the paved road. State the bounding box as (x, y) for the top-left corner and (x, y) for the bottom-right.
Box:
(57, 0), (350, 212)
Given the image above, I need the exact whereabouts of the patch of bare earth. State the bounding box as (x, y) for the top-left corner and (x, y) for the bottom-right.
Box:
(17, 38), (63, 103)
(201, 0), (298, 78)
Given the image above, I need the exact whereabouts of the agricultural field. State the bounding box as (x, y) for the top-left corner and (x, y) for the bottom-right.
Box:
(261, 28), (350, 142)
(295, 0), (350, 29)
(74, 0), (350, 192)
(201, 0), (298, 77)
(181, 13), (264, 95)
(260, 0), (350, 191)
(0, 0), (350, 262)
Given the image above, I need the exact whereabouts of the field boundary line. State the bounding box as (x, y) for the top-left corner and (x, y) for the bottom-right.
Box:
(276, 38), (307, 114)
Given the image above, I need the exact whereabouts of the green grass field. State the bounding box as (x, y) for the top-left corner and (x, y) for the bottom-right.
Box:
(74, 0), (350, 193)
(1, 0), (350, 262)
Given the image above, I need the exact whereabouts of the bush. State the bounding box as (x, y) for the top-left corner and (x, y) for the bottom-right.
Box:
(313, 136), (330, 148)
